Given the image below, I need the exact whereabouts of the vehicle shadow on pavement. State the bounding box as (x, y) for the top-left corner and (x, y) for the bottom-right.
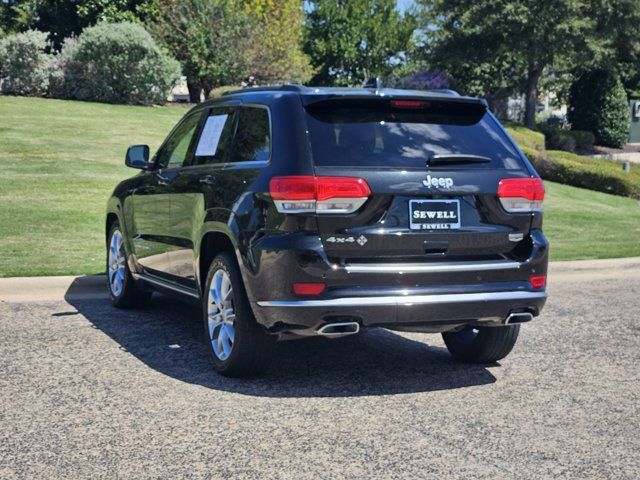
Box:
(67, 292), (497, 397)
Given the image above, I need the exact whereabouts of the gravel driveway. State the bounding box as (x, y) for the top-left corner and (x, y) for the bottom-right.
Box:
(1, 259), (639, 479)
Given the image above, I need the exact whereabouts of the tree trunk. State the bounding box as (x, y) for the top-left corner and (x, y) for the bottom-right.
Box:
(187, 78), (201, 103)
(524, 67), (542, 128)
(200, 77), (215, 100)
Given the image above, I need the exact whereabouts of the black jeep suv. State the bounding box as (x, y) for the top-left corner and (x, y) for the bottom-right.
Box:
(106, 85), (548, 377)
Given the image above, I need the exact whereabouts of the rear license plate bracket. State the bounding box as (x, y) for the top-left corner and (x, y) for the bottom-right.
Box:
(409, 199), (461, 230)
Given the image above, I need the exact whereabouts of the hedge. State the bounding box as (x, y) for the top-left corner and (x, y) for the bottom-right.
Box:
(0, 30), (52, 96)
(504, 122), (545, 151)
(51, 22), (181, 105)
(522, 148), (640, 199)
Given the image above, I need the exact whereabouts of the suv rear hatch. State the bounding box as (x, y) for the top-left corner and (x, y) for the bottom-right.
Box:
(302, 96), (539, 264)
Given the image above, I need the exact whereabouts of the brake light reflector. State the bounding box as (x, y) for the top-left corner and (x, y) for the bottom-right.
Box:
(530, 274), (546, 289)
(269, 176), (371, 214)
(391, 100), (425, 108)
(293, 283), (326, 295)
(498, 178), (545, 212)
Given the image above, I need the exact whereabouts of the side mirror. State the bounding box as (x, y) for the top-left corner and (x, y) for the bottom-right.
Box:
(125, 145), (150, 169)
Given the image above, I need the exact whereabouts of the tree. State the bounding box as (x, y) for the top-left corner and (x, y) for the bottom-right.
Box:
(245, 0), (313, 84)
(304, 0), (415, 86)
(0, 1), (151, 49)
(568, 69), (629, 147)
(581, 0), (640, 98)
(416, 0), (592, 127)
(147, 0), (254, 102)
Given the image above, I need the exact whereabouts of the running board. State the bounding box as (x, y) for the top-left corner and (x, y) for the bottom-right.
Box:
(134, 273), (200, 299)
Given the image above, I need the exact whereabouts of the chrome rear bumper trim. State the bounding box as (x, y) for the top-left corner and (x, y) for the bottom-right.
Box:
(257, 290), (546, 308)
(343, 260), (522, 274)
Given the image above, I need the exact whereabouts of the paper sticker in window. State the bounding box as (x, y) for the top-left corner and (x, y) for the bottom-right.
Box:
(195, 115), (229, 157)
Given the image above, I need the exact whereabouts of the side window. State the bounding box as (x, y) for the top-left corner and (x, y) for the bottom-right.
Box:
(192, 108), (236, 166)
(231, 107), (271, 162)
(156, 112), (202, 169)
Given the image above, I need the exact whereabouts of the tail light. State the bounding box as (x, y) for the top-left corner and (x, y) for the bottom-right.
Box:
(498, 178), (545, 213)
(530, 274), (546, 289)
(293, 282), (326, 296)
(270, 176), (371, 214)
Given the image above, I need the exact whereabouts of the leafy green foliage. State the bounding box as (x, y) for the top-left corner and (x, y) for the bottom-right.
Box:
(0, 30), (52, 96)
(582, 0), (640, 98)
(304, 0), (415, 86)
(568, 69), (630, 147)
(245, 0), (313, 84)
(503, 122), (545, 151)
(523, 147), (640, 199)
(0, 0), (151, 49)
(49, 21), (180, 105)
(415, 0), (592, 127)
(147, 0), (253, 99)
(566, 130), (595, 150)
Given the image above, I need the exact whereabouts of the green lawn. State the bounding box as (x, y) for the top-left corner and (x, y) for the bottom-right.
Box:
(0, 96), (187, 277)
(1, 96), (639, 277)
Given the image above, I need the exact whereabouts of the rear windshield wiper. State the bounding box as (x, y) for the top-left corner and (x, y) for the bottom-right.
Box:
(427, 154), (492, 166)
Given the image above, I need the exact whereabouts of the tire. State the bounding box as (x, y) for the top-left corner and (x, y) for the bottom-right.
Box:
(203, 251), (274, 377)
(106, 221), (152, 309)
(442, 324), (520, 363)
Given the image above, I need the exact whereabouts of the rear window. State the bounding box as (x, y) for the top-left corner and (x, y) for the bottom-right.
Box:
(305, 100), (524, 169)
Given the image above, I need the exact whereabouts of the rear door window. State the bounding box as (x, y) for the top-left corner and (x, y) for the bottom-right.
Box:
(305, 100), (524, 170)
(229, 106), (271, 163)
(192, 107), (236, 166)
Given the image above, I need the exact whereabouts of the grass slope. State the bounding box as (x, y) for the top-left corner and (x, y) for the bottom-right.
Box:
(0, 96), (639, 276)
(0, 96), (186, 277)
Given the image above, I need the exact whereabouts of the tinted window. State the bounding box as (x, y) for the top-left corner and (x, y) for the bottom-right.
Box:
(231, 107), (270, 162)
(192, 107), (236, 165)
(305, 100), (524, 170)
(156, 112), (202, 169)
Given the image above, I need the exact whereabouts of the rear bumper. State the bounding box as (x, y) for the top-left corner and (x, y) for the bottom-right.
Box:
(242, 229), (549, 333)
(254, 289), (546, 333)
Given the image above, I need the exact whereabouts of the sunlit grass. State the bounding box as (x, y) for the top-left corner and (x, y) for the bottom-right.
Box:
(0, 96), (638, 276)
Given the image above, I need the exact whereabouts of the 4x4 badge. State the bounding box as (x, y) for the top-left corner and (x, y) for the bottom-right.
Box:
(326, 235), (368, 246)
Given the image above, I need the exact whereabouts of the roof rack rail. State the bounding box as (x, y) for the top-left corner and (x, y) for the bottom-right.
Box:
(222, 84), (307, 96)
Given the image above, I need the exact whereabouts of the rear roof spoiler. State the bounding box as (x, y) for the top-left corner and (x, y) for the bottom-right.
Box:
(301, 93), (487, 109)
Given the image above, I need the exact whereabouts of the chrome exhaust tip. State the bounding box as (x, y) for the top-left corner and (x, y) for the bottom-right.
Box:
(316, 322), (360, 338)
(505, 312), (533, 324)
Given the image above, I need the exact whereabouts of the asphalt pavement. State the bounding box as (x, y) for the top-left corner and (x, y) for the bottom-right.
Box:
(0, 258), (639, 479)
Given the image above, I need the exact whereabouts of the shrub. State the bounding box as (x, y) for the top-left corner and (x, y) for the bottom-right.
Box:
(52, 22), (181, 105)
(568, 69), (630, 148)
(538, 125), (576, 152)
(0, 30), (52, 96)
(522, 148), (640, 199)
(566, 130), (595, 150)
(503, 122), (545, 152)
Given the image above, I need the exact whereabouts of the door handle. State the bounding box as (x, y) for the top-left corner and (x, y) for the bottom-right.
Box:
(156, 173), (171, 186)
(199, 175), (216, 185)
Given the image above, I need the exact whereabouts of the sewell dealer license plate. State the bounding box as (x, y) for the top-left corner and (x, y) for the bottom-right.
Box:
(409, 199), (461, 230)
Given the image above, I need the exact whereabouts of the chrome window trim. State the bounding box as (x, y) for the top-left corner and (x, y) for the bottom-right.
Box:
(256, 290), (546, 308)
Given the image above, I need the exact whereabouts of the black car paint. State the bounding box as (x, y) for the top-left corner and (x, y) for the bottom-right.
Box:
(106, 86), (548, 336)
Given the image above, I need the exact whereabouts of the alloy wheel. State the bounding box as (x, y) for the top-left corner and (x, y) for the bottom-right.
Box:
(108, 229), (126, 297)
(208, 269), (236, 361)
